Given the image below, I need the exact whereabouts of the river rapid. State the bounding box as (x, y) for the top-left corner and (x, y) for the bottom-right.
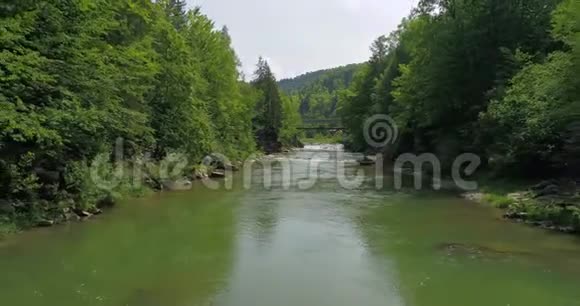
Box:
(1, 145), (580, 306)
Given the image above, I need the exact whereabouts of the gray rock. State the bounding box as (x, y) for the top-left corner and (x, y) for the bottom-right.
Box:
(531, 180), (557, 191)
(462, 192), (484, 202)
(74, 210), (92, 218)
(38, 220), (55, 227)
(504, 211), (528, 220)
(64, 213), (81, 221)
(211, 171), (226, 178)
(534, 184), (560, 198)
(90, 208), (103, 215)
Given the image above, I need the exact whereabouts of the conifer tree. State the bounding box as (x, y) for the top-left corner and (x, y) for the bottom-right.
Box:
(158, 0), (188, 30)
(252, 58), (284, 152)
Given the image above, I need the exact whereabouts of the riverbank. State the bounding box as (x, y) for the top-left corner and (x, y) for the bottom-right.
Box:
(462, 178), (580, 234)
(0, 159), (243, 240)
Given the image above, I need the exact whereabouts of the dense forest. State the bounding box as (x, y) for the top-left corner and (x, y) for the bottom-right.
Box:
(279, 64), (362, 120)
(335, 0), (580, 231)
(340, 0), (579, 177)
(0, 0), (300, 231)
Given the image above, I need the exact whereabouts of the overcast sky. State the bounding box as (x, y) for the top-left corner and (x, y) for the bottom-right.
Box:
(187, 0), (418, 80)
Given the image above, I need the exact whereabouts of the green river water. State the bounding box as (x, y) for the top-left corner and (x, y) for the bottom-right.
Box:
(1, 145), (580, 306)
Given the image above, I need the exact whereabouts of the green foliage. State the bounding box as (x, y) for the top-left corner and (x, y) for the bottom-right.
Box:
(340, 0), (578, 177)
(482, 194), (514, 209)
(279, 95), (303, 147)
(0, 220), (18, 240)
(484, 52), (576, 169)
(0, 0), (265, 228)
(482, 0), (580, 174)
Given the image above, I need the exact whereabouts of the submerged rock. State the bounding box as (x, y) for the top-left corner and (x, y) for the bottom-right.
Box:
(435, 242), (532, 259)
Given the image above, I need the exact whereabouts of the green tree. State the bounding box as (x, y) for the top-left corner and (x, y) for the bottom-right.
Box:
(158, 0), (188, 30)
(483, 0), (580, 174)
(340, 36), (391, 151)
(252, 58), (283, 152)
(0, 0), (260, 228)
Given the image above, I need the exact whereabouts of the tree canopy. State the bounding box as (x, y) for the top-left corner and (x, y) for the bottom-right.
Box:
(340, 0), (579, 175)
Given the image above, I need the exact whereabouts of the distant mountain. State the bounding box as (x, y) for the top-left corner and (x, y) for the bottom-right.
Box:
(278, 64), (364, 120)
(278, 63), (364, 93)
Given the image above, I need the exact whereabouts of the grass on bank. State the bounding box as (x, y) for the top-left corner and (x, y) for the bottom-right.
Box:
(476, 175), (531, 208)
(0, 221), (18, 240)
(482, 193), (515, 209)
(475, 174), (580, 232)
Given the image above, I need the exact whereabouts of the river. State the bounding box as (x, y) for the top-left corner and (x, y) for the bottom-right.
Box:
(1, 145), (580, 306)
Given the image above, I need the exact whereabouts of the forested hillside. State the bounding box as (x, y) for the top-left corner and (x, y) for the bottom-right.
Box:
(340, 0), (579, 177)
(0, 0), (299, 231)
(279, 64), (363, 119)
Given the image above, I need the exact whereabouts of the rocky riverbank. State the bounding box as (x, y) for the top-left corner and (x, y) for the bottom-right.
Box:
(462, 179), (580, 234)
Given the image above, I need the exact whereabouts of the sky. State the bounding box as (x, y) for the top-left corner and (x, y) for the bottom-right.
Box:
(187, 0), (418, 80)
